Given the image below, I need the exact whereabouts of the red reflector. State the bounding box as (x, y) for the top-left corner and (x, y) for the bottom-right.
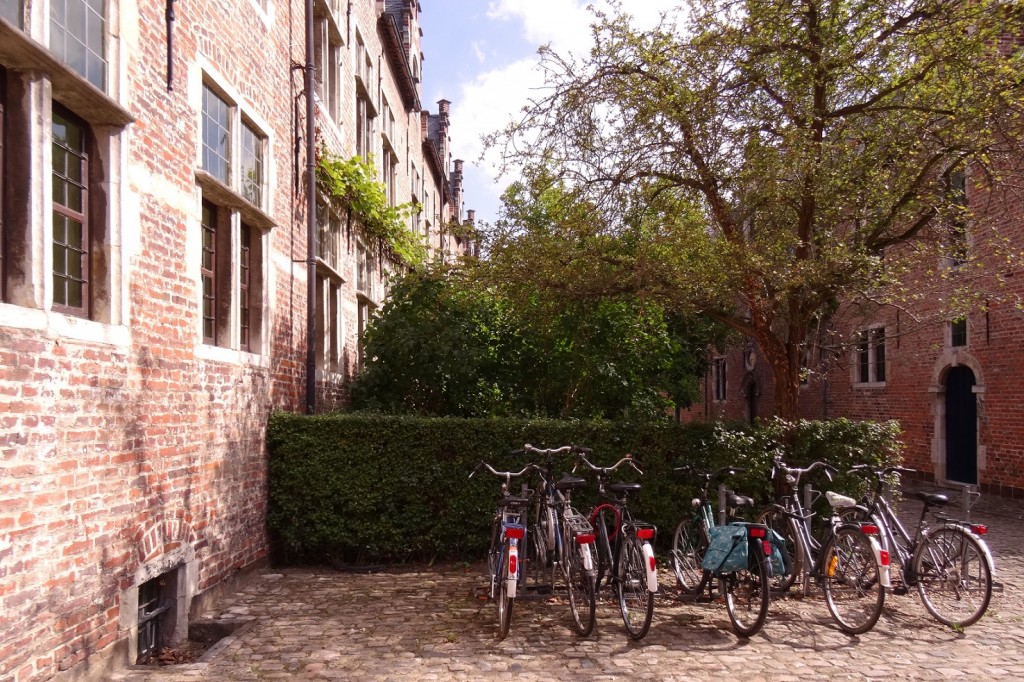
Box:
(575, 534), (596, 544)
(509, 555), (517, 575)
(749, 527), (766, 538)
(648, 556), (657, 572)
(971, 524), (988, 536)
(762, 540), (772, 556)
(861, 524), (879, 535)
(878, 550), (890, 567)
(637, 528), (655, 540)
(505, 527), (524, 540)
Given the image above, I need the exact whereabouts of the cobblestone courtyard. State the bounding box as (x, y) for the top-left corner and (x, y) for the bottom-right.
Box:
(115, 494), (1024, 681)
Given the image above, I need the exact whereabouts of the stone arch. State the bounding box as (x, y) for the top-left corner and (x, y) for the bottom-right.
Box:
(928, 349), (986, 485)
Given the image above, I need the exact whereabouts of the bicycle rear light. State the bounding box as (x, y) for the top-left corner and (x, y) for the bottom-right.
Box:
(748, 527), (766, 539)
(505, 526), (524, 540)
(971, 524), (988, 536)
(762, 540), (772, 556)
(878, 550), (890, 566)
(649, 556), (657, 572)
(509, 554), (518, 575)
(636, 528), (655, 540)
(860, 524), (880, 535)
(575, 533), (596, 544)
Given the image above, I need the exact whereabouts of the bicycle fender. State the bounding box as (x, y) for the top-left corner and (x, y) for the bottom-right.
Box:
(642, 541), (658, 592)
(866, 534), (892, 589)
(944, 523), (997, 576)
(580, 543), (594, 572)
(507, 543), (519, 599)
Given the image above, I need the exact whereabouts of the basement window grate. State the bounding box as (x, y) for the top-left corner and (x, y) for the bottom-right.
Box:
(137, 576), (172, 661)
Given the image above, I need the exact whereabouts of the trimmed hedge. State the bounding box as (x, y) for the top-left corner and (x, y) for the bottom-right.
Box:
(267, 413), (902, 565)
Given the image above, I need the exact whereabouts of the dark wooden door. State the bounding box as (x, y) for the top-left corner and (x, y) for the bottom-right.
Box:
(945, 366), (977, 484)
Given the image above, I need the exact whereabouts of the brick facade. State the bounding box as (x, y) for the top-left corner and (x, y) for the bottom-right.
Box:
(681, 159), (1024, 497)
(0, 1), (470, 679)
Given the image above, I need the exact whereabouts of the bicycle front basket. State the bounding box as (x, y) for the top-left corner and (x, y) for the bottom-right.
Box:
(702, 524), (748, 574)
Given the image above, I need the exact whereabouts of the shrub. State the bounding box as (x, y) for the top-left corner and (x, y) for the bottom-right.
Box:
(266, 413), (901, 565)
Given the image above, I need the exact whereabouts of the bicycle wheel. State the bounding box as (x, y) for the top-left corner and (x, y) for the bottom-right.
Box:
(671, 518), (707, 593)
(565, 537), (597, 636)
(914, 526), (993, 628)
(617, 534), (655, 639)
(756, 507), (802, 593)
(822, 527), (885, 635)
(497, 538), (514, 639)
(594, 514), (614, 594)
(724, 544), (770, 638)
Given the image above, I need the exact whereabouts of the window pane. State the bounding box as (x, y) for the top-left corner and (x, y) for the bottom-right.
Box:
(52, 107), (88, 313)
(240, 122), (263, 207)
(50, 0), (106, 90)
(952, 319), (967, 347)
(202, 84), (231, 184)
(201, 202), (217, 343)
(858, 339), (869, 383)
(2, 1), (23, 27)
(873, 330), (886, 382)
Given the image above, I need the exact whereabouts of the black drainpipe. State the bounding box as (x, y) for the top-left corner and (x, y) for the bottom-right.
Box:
(304, 0), (317, 414)
(165, 0), (175, 91)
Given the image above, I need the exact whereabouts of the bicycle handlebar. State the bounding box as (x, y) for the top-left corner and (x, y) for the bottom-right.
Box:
(574, 452), (643, 476)
(510, 444), (592, 458)
(469, 461), (537, 480)
(772, 455), (836, 482)
(847, 464), (918, 478)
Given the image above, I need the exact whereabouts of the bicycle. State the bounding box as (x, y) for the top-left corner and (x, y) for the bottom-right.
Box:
(574, 452), (658, 639)
(669, 464), (775, 637)
(669, 464), (751, 595)
(845, 465), (994, 628)
(757, 455), (891, 635)
(516, 443), (598, 636)
(470, 460), (536, 639)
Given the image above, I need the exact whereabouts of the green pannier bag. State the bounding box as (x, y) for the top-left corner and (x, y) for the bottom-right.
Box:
(767, 528), (791, 576)
(702, 524), (748, 574)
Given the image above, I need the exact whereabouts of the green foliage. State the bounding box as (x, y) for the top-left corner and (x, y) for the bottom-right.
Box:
(349, 265), (724, 419)
(266, 413), (902, 565)
(485, 0), (1024, 416)
(316, 149), (425, 266)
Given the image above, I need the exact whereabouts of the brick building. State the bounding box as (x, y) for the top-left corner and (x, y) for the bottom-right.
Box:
(683, 166), (1024, 498)
(0, 1), (472, 679)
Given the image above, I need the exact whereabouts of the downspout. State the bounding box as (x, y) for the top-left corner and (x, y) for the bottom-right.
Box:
(165, 0), (175, 91)
(305, 0), (317, 414)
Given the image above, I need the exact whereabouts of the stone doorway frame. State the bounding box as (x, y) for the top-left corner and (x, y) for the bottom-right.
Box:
(929, 349), (986, 486)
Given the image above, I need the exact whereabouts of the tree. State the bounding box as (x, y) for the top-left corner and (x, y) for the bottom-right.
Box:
(486, 0), (1024, 417)
(349, 266), (724, 419)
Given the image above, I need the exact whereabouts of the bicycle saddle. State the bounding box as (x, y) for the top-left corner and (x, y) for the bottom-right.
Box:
(555, 474), (588, 491)
(609, 482), (641, 495)
(727, 494), (754, 508)
(911, 491), (950, 507)
(499, 495), (531, 509)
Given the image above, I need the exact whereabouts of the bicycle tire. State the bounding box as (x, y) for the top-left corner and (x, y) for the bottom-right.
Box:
(497, 538), (514, 639)
(595, 513), (614, 594)
(914, 526), (993, 628)
(671, 518), (707, 593)
(822, 527), (885, 635)
(565, 537), (597, 636)
(756, 507), (802, 593)
(724, 542), (770, 638)
(617, 534), (655, 639)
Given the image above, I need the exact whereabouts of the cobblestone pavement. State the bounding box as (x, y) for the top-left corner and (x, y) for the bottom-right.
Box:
(115, 492), (1024, 681)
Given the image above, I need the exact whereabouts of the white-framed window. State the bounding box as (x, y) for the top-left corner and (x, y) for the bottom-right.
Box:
(951, 318), (968, 348)
(195, 72), (272, 356)
(1, 1), (132, 340)
(854, 326), (886, 385)
(313, 11), (343, 121)
(713, 357), (727, 402)
(315, 200), (345, 374)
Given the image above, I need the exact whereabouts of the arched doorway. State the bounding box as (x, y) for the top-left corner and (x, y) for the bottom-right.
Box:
(744, 379), (758, 424)
(945, 365), (977, 484)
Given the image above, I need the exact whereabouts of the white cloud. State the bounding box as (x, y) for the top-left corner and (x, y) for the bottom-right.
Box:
(454, 0), (683, 223)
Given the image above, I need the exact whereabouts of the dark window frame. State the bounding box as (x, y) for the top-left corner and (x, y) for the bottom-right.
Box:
(855, 327), (886, 384)
(51, 104), (90, 317)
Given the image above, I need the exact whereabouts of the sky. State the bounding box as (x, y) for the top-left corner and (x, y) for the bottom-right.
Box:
(418, 0), (681, 228)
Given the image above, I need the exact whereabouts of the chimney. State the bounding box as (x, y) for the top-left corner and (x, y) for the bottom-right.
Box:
(467, 210), (475, 225)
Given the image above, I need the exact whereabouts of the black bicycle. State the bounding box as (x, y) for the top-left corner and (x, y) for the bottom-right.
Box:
(470, 461), (535, 639)
(574, 452), (658, 639)
(845, 465), (994, 628)
(516, 444), (598, 636)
